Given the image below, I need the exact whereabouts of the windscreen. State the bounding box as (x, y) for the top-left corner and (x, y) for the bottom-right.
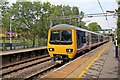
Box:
(50, 30), (72, 45)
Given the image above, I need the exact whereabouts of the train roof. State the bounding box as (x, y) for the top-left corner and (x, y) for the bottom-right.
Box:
(50, 24), (101, 35)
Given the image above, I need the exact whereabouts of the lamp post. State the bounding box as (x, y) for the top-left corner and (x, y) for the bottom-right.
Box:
(9, 16), (14, 50)
(9, 16), (12, 50)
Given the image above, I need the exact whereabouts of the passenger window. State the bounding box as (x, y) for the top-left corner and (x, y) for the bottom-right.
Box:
(77, 30), (86, 48)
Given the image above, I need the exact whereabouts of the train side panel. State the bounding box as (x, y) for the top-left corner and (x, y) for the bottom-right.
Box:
(76, 31), (92, 53)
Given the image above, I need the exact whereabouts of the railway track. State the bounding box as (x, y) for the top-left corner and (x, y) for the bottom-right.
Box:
(25, 64), (60, 80)
(0, 54), (54, 78)
(1, 54), (49, 70)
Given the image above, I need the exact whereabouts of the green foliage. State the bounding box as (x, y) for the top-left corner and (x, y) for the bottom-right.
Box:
(50, 6), (83, 27)
(119, 44), (120, 59)
(1, 1), (84, 49)
(117, 1), (120, 44)
(117, 28), (120, 44)
(72, 6), (79, 15)
(87, 22), (102, 32)
(0, 1), (10, 31)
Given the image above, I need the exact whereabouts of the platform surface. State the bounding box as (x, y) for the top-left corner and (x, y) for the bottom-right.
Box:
(99, 43), (119, 78)
(0, 46), (47, 56)
(81, 42), (119, 79)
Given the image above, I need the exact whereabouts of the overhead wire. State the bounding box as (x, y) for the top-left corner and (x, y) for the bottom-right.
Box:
(96, 0), (110, 28)
(50, 13), (118, 20)
(96, 0), (107, 20)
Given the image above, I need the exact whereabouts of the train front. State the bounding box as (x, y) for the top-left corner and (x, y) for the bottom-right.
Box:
(47, 26), (76, 63)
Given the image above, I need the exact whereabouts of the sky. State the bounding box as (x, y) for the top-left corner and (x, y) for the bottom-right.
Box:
(7, 0), (118, 30)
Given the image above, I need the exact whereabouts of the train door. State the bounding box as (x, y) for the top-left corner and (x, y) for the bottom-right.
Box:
(98, 35), (101, 45)
(86, 32), (89, 45)
(89, 33), (92, 49)
(76, 30), (86, 49)
(77, 31), (80, 48)
(98, 35), (100, 42)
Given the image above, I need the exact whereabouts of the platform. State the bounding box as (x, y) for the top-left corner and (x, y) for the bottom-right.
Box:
(0, 46), (47, 65)
(81, 42), (119, 79)
(0, 46), (46, 56)
(43, 42), (119, 79)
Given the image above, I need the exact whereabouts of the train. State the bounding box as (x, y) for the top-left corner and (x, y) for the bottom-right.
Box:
(47, 24), (109, 63)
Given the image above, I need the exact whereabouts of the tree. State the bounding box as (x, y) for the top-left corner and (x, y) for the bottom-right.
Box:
(11, 2), (35, 47)
(87, 22), (102, 32)
(49, 5), (83, 27)
(117, 1), (120, 44)
(0, 1), (10, 31)
(1, 1), (85, 49)
(10, 1), (53, 47)
(0, 1), (11, 50)
(72, 6), (79, 15)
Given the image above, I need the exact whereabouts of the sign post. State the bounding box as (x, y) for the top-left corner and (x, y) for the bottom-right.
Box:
(9, 17), (12, 50)
(9, 16), (14, 50)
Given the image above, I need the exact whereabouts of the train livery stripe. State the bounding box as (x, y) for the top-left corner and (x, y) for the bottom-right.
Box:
(76, 43), (110, 79)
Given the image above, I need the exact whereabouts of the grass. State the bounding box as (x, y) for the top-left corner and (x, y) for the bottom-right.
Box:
(0, 39), (36, 44)
(0, 38), (47, 47)
(0, 40), (23, 43)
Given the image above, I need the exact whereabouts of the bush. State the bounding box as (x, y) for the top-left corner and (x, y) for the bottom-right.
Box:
(39, 38), (47, 46)
(117, 28), (120, 44)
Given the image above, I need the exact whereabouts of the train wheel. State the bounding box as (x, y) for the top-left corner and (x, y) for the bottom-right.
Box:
(69, 58), (72, 62)
(51, 57), (55, 61)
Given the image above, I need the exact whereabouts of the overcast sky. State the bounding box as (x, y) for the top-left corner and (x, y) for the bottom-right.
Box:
(7, 0), (118, 29)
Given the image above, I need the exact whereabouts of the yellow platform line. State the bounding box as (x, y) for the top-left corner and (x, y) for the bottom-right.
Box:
(76, 43), (110, 79)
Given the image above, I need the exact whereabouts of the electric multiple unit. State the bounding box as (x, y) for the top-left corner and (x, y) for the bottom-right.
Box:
(47, 24), (109, 63)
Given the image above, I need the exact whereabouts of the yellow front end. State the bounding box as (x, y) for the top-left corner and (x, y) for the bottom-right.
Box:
(47, 28), (77, 60)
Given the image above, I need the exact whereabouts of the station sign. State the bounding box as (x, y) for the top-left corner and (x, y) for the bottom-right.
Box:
(8, 31), (14, 34)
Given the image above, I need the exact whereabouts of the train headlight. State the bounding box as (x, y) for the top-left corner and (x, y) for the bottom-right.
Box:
(66, 49), (73, 52)
(49, 48), (54, 51)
